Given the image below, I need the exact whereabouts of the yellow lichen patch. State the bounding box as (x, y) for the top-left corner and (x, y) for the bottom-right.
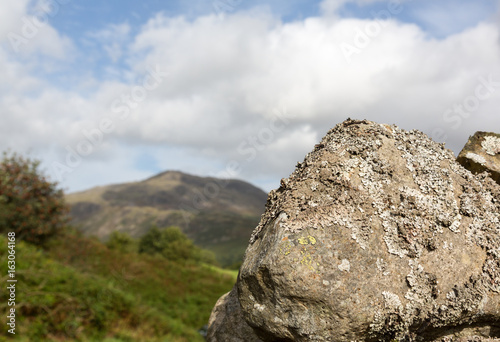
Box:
(300, 249), (313, 269)
(280, 235), (320, 273)
(298, 237), (310, 245)
(298, 235), (317, 245)
(300, 249), (320, 274)
(279, 240), (293, 256)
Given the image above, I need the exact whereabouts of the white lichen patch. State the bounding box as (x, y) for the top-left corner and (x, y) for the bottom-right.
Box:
(466, 152), (487, 165)
(276, 212), (289, 229)
(376, 258), (389, 276)
(446, 290), (456, 300)
(338, 259), (351, 272)
(350, 225), (369, 250)
(273, 316), (283, 324)
(254, 303), (266, 312)
(481, 135), (500, 156)
(449, 215), (462, 233)
(308, 200), (318, 207)
(310, 181), (319, 191)
(382, 291), (403, 312)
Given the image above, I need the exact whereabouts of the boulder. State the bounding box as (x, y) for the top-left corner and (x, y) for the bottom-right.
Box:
(457, 131), (500, 185)
(207, 286), (263, 342)
(437, 337), (500, 342)
(208, 119), (500, 342)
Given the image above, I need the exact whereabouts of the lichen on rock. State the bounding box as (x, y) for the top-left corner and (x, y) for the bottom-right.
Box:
(457, 131), (500, 185)
(481, 136), (500, 156)
(207, 285), (263, 342)
(208, 119), (500, 342)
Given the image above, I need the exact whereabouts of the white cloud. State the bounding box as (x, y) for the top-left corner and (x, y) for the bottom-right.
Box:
(88, 23), (131, 62)
(1, 4), (500, 192)
(0, 0), (31, 41)
(0, 0), (74, 59)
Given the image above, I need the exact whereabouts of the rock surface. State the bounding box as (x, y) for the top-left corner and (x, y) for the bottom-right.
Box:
(207, 286), (263, 342)
(208, 119), (500, 342)
(457, 132), (500, 185)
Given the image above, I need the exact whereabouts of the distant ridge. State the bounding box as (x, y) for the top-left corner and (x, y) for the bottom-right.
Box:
(66, 171), (268, 266)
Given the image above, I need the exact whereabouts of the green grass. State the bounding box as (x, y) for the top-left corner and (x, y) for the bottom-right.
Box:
(0, 229), (235, 341)
(202, 264), (238, 280)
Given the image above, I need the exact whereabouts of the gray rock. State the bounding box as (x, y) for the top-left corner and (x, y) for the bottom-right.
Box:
(436, 336), (500, 342)
(233, 119), (500, 341)
(457, 131), (500, 185)
(207, 285), (263, 342)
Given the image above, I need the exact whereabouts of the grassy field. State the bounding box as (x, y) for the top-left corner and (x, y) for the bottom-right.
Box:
(0, 229), (236, 341)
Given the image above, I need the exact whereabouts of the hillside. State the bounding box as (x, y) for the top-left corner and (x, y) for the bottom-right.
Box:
(66, 171), (268, 266)
(0, 230), (236, 341)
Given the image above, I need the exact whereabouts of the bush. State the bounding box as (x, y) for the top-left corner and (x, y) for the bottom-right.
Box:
(0, 151), (68, 245)
(139, 226), (217, 264)
(106, 231), (138, 254)
(195, 248), (218, 266)
(139, 226), (195, 261)
(138, 226), (164, 255)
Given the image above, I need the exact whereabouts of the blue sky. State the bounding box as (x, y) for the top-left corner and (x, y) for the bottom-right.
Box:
(48, 0), (499, 38)
(1, 0), (499, 193)
(28, 0), (500, 83)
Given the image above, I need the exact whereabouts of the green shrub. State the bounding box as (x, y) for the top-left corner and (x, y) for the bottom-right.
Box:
(0, 151), (68, 245)
(139, 226), (195, 261)
(138, 225), (163, 255)
(106, 231), (138, 253)
(139, 226), (217, 264)
(195, 248), (218, 266)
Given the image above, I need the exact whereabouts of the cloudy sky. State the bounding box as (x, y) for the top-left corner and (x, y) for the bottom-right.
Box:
(1, 0), (500, 193)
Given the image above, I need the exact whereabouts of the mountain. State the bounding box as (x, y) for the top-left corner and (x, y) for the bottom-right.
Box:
(66, 171), (268, 266)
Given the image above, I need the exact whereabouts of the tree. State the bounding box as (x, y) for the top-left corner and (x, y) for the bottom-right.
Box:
(0, 151), (68, 244)
(160, 227), (197, 261)
(138, 226), (164, 255)
(106, 231), (138, 253)
(139, 225), (204, 263)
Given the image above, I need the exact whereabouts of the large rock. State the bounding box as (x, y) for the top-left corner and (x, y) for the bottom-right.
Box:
(209, 119), (500, 342)
(457, 131), (500, 185)
(207, 286), (263, 342)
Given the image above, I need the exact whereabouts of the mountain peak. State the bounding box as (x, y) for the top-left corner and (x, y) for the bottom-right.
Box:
(144, 170), (186, 181)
